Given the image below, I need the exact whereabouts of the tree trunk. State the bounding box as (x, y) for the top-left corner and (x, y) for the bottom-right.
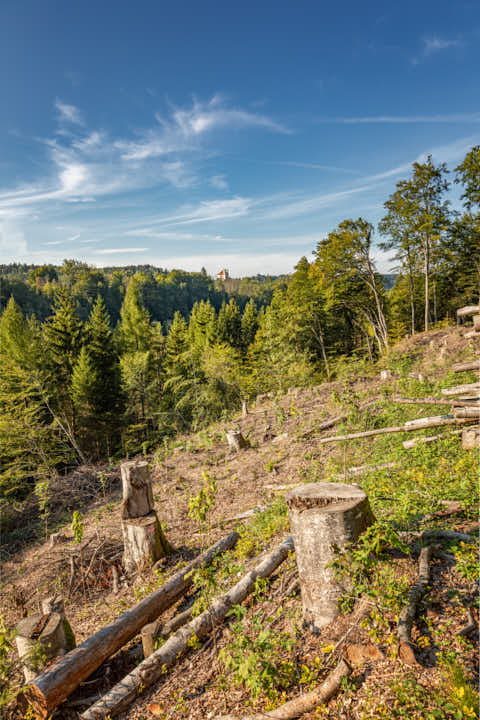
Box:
(441, 383), (480, 397)
(122, 512), (170, 573)
(286, 483), (374, 629)
(80, 537), (294, 720)
(424, 244), (430, 332)
(16, 613), (67, 683)
(452, 360), (480, 372)
(20, 532), (240, 719)
(120, 460), (154, 519)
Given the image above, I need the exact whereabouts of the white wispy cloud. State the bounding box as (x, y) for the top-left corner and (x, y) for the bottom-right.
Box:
(411, 34), (464, 64)
(269, 161), (360, 174)
(55, 99), (84, 125)
(323, 113), (480, 124)
(210, 174), (229, 190)
(94, 247), (149, 254)
(147, 197), (252, 226)
(117, 95), (291, 160)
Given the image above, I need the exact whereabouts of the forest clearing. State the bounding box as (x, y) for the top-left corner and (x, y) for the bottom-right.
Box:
(1, 320), (478, 720)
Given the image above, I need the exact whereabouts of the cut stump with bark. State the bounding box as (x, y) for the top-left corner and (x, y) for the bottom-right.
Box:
(122, 512), (171, 573)
(16, 613), (67, 682)
(120, 460), (154, 519)
(41, 597), (76, 651)
(462, 427), (480, 450)
(226, 430), (249, 452)
(286, 482), (374, 630)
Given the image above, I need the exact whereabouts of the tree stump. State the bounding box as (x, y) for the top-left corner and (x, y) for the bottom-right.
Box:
(242, 399), (249, 418)
(41, 596), (76, 651)
(226, 430), (249, 452)
(15, 612), (67, 682)
(462, 427), (480, 450)
(473, 315), (480, 332)
(120, 460), (154, 519)
(286, 482), (374, 630)
(122, 512), (170, 573)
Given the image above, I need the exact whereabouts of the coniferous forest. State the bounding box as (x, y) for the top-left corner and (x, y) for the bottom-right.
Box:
(0, 150), (479, 515)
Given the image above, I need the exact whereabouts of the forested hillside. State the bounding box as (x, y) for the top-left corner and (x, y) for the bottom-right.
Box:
(0, 150), (478, 521)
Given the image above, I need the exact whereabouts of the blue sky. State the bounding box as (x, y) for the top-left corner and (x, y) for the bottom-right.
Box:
(0, 0), (479, 276)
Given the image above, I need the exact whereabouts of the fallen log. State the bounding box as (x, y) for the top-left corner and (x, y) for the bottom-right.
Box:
(457, 608), (477, 637)
(20, 531), (240, 719)
(392, 397), (453, 407)
(301, 414), (346, 438)
(452, 360), (480, 373)
(457, 305), (480, 319)
(318, 416), (474, 444)
(403, 429), (462, 449)
(453, 406), (480, 418)
(441, 383), (480, 397)
(397, 545), (432, 665)
(141, 605), (194, 658)
(214, 659), (351, 720)
(80, 537), (294, 720)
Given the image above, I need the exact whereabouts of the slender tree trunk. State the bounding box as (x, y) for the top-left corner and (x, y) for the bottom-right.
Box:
(424, 243), (430, 332)
(406, 253), (416, 335)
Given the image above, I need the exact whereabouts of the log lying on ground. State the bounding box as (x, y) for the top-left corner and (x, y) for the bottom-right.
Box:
(403, 429), (462, 449)
(301, 414), (346, 438)
(457, 305), (480, 320)
(214, 659), (351, 720)
(80, 537), (294, 720)
(397, 545), (432, 665)
(464, 330), (480, 339)
(441, 383), (480, 397)
(20, 531), (239, 719)
(453, 406), (480, 418)
(392, 396), (453, 407)
(452, 360), (480, 373)
(141, 605), (194, 658)
(318, 415), (474, 444)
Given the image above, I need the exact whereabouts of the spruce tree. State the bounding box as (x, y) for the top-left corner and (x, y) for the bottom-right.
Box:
(119, 274), (152, 352)
(240, 299), (258, 353)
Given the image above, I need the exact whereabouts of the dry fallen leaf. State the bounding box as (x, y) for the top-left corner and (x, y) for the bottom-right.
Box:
(147, 702), (165, 716)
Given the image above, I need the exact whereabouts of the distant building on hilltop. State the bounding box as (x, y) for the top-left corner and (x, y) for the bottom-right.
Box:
(217, 268), (229, 281)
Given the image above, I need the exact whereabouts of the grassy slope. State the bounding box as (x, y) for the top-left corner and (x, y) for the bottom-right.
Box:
(1, 324), (478, 719)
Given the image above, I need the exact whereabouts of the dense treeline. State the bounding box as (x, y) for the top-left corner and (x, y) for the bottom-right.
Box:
(0, 148), (478, 513)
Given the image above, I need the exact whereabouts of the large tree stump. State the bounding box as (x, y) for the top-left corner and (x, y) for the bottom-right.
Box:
(120, 460), (154, 519)
(226, 429), (249, 452)
(15, 613), (67, 682)
(122, 512), (170, 573)
(41, 596), (76, 651)
(462, 427), (480, 450)
(286, 483), (374, 630)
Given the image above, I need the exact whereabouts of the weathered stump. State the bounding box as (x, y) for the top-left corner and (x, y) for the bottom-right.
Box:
(286, 482), (374, 630)
(242, 399), (249, 418)
(473, 314), (480, 332)
(120, 460), (154, 519)
(41, 596), (76, 651)
(462, 427), (480, 450)
(122, 511), (170, 573)
(226, 429), (249, 452)
(15, 612), (67, 682)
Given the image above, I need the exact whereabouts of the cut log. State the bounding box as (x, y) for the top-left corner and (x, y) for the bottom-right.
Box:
(392, 396), (453, 407)
(441, 383), (480, 397)
(226, 430), (249, 452)
(452, 360), (480, 373)
(403, 429), (462, 449)
(464, 330), (480, 339)
(457, 305), (480, 319)
(397, 545), (432, 665)
(122, 511), (170, 573)
(80, 537), (294, 720)
(453, 406), (480, 418)
(462, 427), (480, 449)
(20, 531), (239, 719)
(41, 597), (75, 651)
(301, 414), (346, 438)
(286, 483), (374, 629)
(141, 606), (194, 658)
(120, 460), (154, 519)
(16, 613), (67, 682)
(213, 659), (351, 720)
(318, 416), (474, 444)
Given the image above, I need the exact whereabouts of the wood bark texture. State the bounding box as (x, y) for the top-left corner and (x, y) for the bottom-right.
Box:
(80, 537), (294, 720)
(457, 305), (480, 318)
(122, 511), (169, 572)
(452, 360), (480, 372)
(403, 429), (462, 449)
(214, 659), (351, 720)
(397, 545), (432, 664)
(20, 531), (239, 719)
(120, 460), (154, 519)
(287, 483), (374, 629)
(462, 427), (480, 450)
(318, 416), (473, 444)
(441, 383), (480, 397)
(453, 406), (480, 418)
(141, 605), (194, 658)
(226, 430), (249, 451)
(16, 613), (67, 682)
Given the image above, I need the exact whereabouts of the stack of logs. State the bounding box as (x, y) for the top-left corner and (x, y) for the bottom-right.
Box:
(120, 460), (171, 573)
(457, 304), (480, 339)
